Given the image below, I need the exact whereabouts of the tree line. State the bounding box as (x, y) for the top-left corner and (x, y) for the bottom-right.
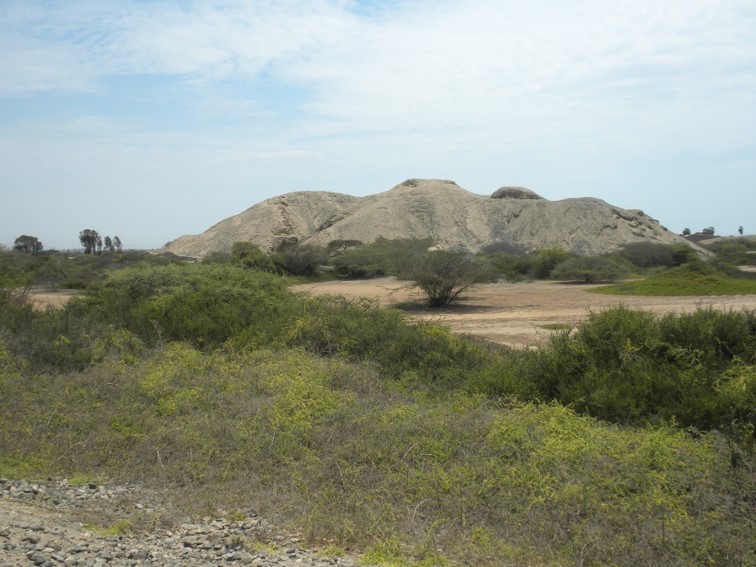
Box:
(12, 230), (123, 255)
(78, 229), (122, 254)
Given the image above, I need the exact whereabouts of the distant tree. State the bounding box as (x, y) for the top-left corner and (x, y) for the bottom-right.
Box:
(332, 246), (388, 279)
(327, 239), (364, 254)
(532, 246), (570, 279)
(330, 237), (435, 279)
(13, 235), (43, 255)
(551, 256), (631, 283)
(409, 250), (496, 307)
(231, 241), (276, 272)
(701, 226), (715, 236)
(79, 229), (100, 254)
(104, 236), (113, 253)
(682, 228), (691, 236)
(272, 245), (328, 276)
(739, 226), (744, 236)
(617, 242), (693, 269)
(113, 236), (122, 252)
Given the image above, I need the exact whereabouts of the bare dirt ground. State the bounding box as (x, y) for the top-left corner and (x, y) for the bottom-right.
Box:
(27, 290), (80, 311)
(293, 278), (756, 348)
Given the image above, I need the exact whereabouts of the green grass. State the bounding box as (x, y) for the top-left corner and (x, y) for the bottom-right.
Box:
(593, 262), (756, 296)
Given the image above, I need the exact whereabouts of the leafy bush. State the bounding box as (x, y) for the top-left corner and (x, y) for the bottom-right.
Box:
(331, 246), (390, 278)
(271, 245), (328, 276)
(617, 242), (695, 268)
(230, 241), (276, 272)
(482, 251), (536, 281)
(330, 237), (434, 279)
(489, 306), (756, 435)
(81, 264), (296, 348)
(551, 255), (632, 282)
(274, 294), (489, 382)
(530, 246), (570, 279)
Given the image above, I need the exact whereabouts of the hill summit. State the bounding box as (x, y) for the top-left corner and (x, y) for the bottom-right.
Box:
(164, 179), (690, 257)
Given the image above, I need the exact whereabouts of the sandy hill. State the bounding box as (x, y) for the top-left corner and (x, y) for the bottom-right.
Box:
(164, 179), (693, 257)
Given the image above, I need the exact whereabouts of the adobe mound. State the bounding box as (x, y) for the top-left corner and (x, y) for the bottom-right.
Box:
(164, 179), (692, 257)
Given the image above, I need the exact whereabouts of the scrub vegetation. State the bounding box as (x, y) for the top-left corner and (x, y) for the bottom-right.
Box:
(1, 241), (755, 566)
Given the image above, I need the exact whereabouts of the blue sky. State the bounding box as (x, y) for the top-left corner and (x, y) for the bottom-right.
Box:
(1, 0), (755, 251)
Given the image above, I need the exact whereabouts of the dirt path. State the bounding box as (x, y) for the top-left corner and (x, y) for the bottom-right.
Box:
(293, 278), (756, 348)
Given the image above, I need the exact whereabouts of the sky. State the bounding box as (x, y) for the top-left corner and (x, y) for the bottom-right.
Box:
(1, 0), (755, 251)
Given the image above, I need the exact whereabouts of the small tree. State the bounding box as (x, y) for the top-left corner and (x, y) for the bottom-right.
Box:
(701, 226), (715, 236)
(13, 235), (43, 255)
(113, 236), (122, 252)
(104, 236), (113, 253)
(682, 228), (691, 236)
(409, 250), (495, 307)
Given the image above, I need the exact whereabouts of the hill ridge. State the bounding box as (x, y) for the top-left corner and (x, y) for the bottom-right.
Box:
(164, 179), (690, 257)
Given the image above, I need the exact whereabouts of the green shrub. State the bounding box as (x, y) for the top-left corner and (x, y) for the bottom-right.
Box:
(531, 246), (570, 279)
(278, 294), (488, 382)
(481, 251), (536, 281)
(272, 245), (328, 276)
(330, 237), (434, 279)
(702, 237), (756, 267)
(331, 246), (389, 278)
(231, 241), (276, 272)
(617, 242), (695, 268)
(82, 264), (295, 348)
(551, 255), (632, 282)
(492, 306), (756, 434)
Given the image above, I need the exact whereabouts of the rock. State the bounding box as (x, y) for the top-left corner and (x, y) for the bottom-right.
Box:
(0, 476), (367, 566)
(490, 186), (544, 200)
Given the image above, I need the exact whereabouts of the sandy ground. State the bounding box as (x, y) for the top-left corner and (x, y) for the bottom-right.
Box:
(293, 278), (756, 348)
(28, 290), (80, 310)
